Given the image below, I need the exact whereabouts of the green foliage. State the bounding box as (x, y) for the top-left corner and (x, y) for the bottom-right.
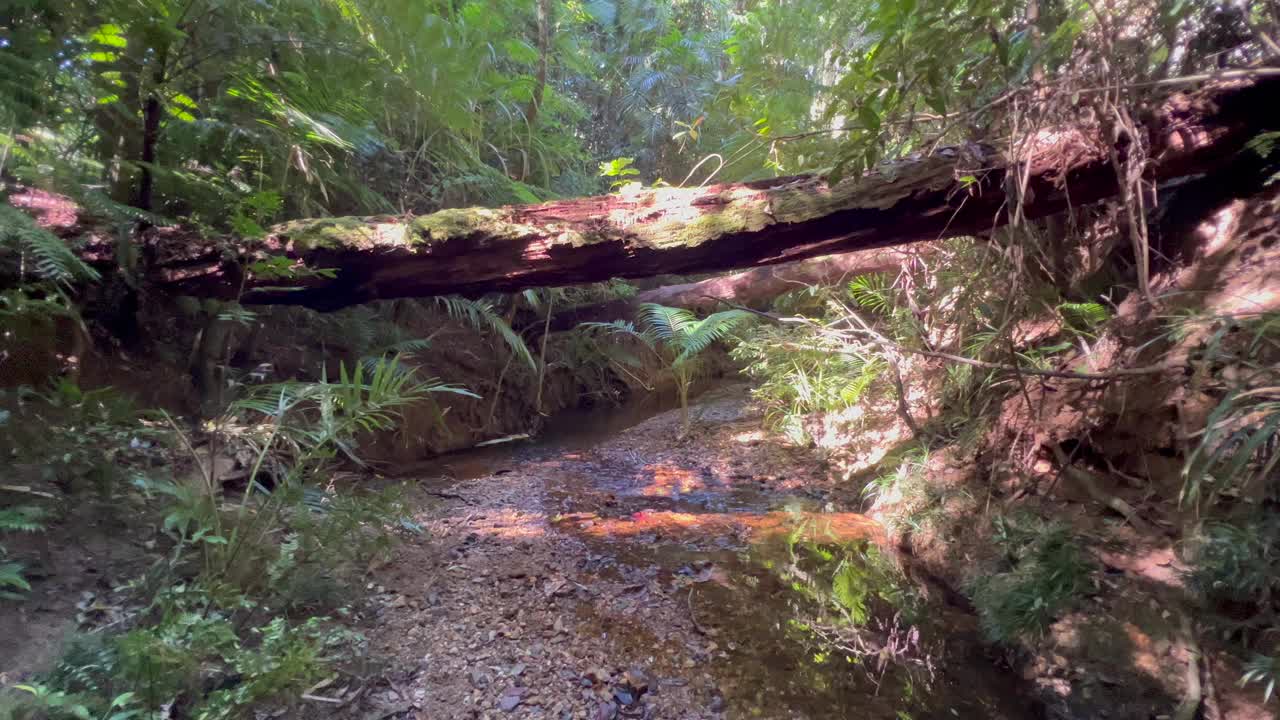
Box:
(599, 156), (641, 190)
(2, 382), (161, 498)
(229, 191), (284, 239)
(0, 504), (46, 599)
(969, 515), (1092, 644)
(847, 273), (896, 317)
(579, 302), (751, 424)
(6, 584), (359, 720)
(435, 295), (536, 370)
(1241, 654), (1278, 705)
(0, 205), (99, 287)
(1057, 301), (1110, 338)
(733, 323), (885, 434)
(1186, 515), (1280, 610)
(275, 485), (414, 609)
(156, 355), (434, 583)
(1180, 312), (1280, 512)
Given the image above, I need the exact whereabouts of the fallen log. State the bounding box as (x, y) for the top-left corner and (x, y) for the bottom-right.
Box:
(126, 74), (1277, 311)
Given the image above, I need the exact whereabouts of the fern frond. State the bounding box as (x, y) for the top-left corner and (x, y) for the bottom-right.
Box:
(0, 562), (32, 595)
(0, 205), (99, 286)
(1058, 301), (1109, 336)
(0, 505), (46, 534)
(576, 319), (659, 350)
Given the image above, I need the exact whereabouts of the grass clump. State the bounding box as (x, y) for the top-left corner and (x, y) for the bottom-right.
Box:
(969, 514), (1092, 644)
(1187, 515), (1280, 610)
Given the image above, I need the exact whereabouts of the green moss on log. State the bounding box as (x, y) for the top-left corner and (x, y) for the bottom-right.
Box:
(277, 217), (385, 251)
(411, 208), (519, 244)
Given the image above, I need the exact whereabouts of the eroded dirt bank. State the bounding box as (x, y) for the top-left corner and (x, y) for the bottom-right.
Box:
(356, 387), (1029, 720)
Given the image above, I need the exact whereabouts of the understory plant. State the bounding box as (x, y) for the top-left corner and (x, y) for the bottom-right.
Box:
(763, 523), (932, 697)
(732, 322), (886, 440)
(7, 583), (360, 720)
(1177, 312), (1280, 515)
(969, 514), (1092, 644)
(157, 354), (452, 586)
(2, 356), (433, 718)
(0, 504), (46, 599)
(578, 302), (752, 427)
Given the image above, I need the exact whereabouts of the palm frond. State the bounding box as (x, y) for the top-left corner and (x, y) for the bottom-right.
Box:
(673, 309), (753, 362)
(636, 302), (698, 341)
(847, 273), (894, 315)
(435, 296), (536, 370)
(577, 319), (659, 350)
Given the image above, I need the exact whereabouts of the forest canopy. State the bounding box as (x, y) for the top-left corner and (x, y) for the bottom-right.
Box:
(4, 0), (1271, 232)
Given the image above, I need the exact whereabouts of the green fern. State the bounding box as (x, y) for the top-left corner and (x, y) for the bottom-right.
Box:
(0, 505), (45, 599)
(0, 205), (99, 286)
(0, 505), (46, 534)
(0, 562), (32, 597)
(578, 303), (751, 426)
(970, 516), (1091, 643)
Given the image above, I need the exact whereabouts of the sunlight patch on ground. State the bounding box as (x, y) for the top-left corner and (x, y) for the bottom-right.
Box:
(451, 507), (547, 541)
(639, 463), (706, 497)
(560, 509), (883, 546)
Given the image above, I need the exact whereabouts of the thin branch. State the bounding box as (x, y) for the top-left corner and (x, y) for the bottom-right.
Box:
(792, 318), (1177, 381)
(702, 295), (783, 323)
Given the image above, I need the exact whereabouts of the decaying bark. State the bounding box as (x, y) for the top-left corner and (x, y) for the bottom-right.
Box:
(125, 75), (1276, 311)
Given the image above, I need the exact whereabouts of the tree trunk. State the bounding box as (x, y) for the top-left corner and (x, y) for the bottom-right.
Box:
(112, 74), (1277, 310)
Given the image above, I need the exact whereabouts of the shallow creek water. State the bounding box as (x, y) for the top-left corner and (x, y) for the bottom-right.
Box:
(420, 388), (1031, 719)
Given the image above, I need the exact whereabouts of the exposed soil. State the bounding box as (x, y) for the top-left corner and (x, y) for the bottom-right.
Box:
(0, 500), (156, 684)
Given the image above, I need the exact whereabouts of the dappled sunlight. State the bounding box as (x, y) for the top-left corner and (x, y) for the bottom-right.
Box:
(453, 507), (547, 541)
(1123, 623), (1168, 680)
(1196, 202), (1244, 257)
(559, 509), (884, 545)
(639, 463), (706, 497)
